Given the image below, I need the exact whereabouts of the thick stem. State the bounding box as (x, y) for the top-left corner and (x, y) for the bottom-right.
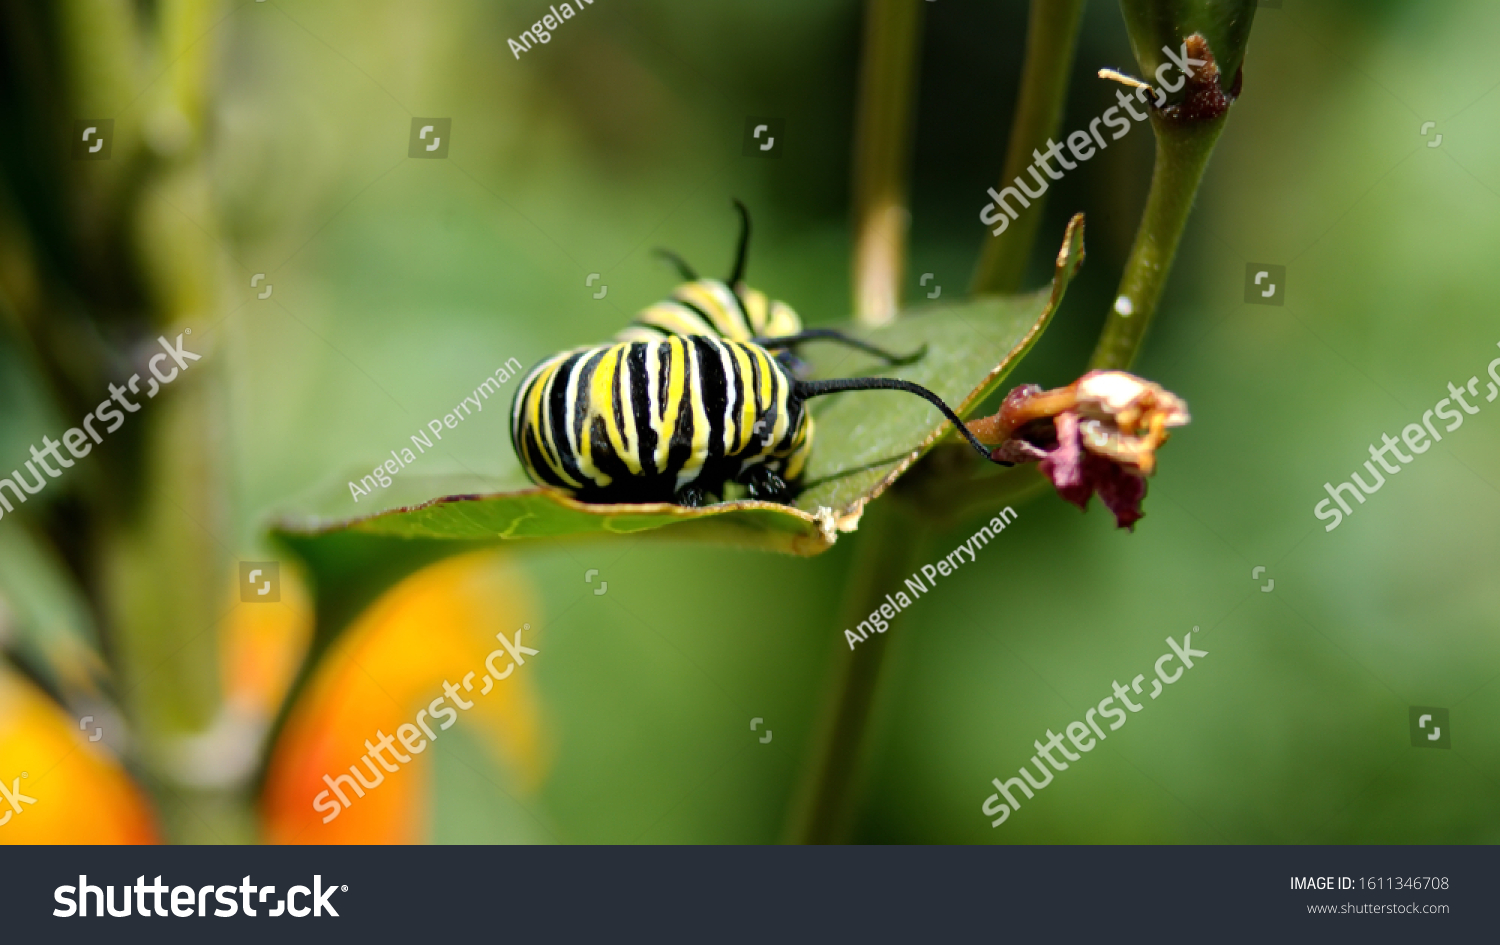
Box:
(850, 0), (924, 327)
(104, 361), (245, 843)
(72, 0), (245, 841)
(970, 0), (1087, 296)
(787, 500), (932, 843)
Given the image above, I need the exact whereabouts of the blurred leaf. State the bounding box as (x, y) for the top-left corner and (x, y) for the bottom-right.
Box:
(272, 217), (1085, 556)
(0, 523), (104, 697)
(0, 334), (64, 472)
(430, 724), (556, 844)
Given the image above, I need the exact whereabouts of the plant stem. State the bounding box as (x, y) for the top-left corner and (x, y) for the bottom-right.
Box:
(787, 500), (931, 843)
(104, 365), (244, 842)
(65, 0), (247, 841)
(788, 0), (928, 842)
(971, 0), (1087, 296)
(1088, 50), (1232, 370)
(851, 0), (924, 327)
(785, 0), (924, 843)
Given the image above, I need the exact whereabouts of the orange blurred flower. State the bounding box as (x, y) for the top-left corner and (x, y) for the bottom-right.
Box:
(0, 669), (158, 844)
(221, 560), (314, 723)
(260, 549), (549, 844)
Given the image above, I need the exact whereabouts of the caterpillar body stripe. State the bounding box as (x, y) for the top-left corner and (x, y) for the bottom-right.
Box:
(511, 334), (812, 505)
(510, 201), (999, 506)
(614, 279), (801, 345)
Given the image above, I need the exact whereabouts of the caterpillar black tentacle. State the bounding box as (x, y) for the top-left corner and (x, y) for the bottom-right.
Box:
(794, 376), (992, 459)
(728, 198), (752, 288)
(652, 248), (698, 283)
(753, 329), (927, 367)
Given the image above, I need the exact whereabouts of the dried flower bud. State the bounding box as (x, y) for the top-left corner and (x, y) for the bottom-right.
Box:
(971, 370), (1189, 530)
(1072, 371), (1190, 476)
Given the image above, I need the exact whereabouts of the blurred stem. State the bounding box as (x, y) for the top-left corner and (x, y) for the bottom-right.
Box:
(971, 0), (1086, 296)
(65, 0), (245, 841)
(851, 0), (923, 327)
(791, 0), (928, 843)
(104, 363), (243, 842)
(788, 501), (932, 843)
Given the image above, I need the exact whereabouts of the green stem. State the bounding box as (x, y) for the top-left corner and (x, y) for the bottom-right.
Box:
(61, 0), (247, 841)
(971, 0), (1087, 296)
(104, 364), (246, 843)
(850, 0), (924, 327)
(1088, 94), (1229, 370)
(1091, 0), (1257, 370)
(787, 501), (932, 843)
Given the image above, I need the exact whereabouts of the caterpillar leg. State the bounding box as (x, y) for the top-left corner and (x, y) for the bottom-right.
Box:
(674, 484), (709, 507)
(742, 465), (791, 503)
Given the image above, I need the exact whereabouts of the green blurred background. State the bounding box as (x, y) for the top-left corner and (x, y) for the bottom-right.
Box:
(5, 0), (1500, 843)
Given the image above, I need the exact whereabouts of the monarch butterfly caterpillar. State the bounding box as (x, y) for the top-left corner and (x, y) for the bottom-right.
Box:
(510, 202), (998, 506)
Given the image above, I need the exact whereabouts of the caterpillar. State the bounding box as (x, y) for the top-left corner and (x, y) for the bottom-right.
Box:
(510, 203), (997, 506)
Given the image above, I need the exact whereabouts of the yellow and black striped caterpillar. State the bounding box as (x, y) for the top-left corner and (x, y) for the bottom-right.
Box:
(510, 203), (996, 506)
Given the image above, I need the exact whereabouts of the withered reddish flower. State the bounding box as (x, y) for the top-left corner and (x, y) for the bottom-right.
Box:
(970, 371), (1190, 530)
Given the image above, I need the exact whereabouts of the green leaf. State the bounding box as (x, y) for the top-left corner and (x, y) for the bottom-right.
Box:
(271, 217), (1086, 557)
(0, 522), (105, 696)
